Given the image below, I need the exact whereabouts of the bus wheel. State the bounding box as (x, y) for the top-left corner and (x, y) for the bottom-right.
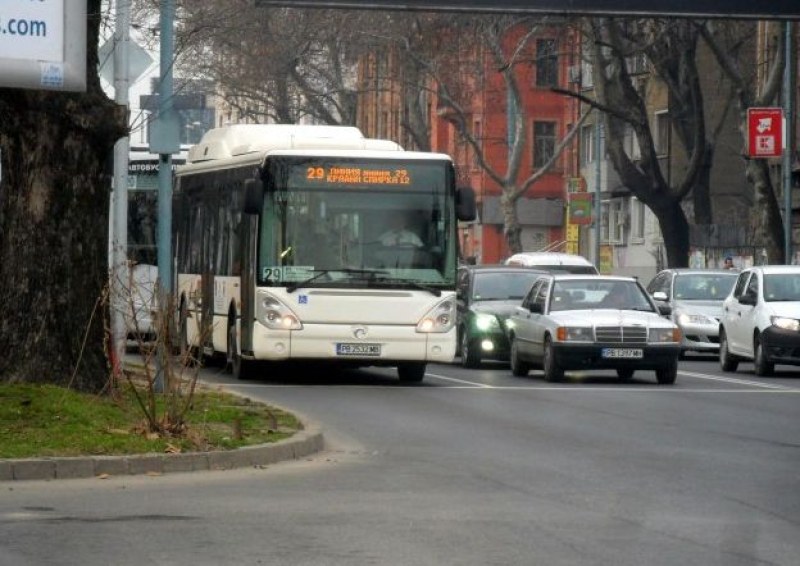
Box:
(227, 324), (257, 380)
(398, 362), (426, 383)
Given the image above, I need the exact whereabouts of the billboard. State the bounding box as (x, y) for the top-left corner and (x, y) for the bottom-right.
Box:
(747, 107), (784, 158)
(0, 0), (86, 92)
(254, 0), (800, 19)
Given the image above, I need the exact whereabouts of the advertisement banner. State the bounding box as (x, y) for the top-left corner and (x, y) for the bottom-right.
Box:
(568, 193), (593, 225)
(0, 0), (64, 62)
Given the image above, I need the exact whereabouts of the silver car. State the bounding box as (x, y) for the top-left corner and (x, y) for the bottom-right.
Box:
(507, 275), (681, 384)
(646, 269), (738, 356)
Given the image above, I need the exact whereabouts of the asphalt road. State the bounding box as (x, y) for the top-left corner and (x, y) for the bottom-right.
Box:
(1, 355), (798, 566)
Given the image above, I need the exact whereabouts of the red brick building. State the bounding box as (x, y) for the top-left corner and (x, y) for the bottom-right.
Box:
(357, 22), (581, 264)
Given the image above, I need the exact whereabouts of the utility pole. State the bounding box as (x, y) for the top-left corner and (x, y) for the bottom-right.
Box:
(111, 0), (131, 380)
(783, 21), (795, 264)
(151, 0), (180, 392)
(593, 114), (602, 270)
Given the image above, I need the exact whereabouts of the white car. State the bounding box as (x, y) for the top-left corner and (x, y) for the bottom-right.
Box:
(507, 275), (681, 384)
(504, 252), (599, 274)
(719, 265), (800, 376)
(647, 268), (739, 356)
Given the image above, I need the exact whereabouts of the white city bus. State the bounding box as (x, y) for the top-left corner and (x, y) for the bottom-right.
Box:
(121, 145), (188, 340)
(173, 124), (475, 382)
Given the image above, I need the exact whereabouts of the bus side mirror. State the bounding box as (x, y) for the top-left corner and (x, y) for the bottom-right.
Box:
(457, 186), (476, 222)
(243, 178), (263, 215)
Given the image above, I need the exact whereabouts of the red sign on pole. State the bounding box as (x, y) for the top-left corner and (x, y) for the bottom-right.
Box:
(747, 107), (783, 158)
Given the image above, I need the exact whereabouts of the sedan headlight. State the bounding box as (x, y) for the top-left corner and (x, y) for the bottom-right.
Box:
(556, 326), (593, 342)
(771, 316), (800, 332)
(474, 313), (500, 331)
(416, 298), (455, 333)
(676, 312), (715, 325)
(256, 293), (302, 330)
(649, 327), (681, 343)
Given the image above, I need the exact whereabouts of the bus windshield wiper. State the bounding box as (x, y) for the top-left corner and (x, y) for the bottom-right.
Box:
(370, 275), (441, 297)
(286, 268), (389, 293)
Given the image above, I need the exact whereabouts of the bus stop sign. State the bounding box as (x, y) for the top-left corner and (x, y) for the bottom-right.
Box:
(747, 107), (784, 158)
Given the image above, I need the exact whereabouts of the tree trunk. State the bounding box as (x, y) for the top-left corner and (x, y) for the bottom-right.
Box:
(0, 2), (126, 391)
(747, 159), (785, 263)
(501, 190), (523, 254)
(653, 199), (691, 268)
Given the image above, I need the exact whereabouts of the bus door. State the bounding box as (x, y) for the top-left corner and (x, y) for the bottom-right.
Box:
(239, 215), (258, 354)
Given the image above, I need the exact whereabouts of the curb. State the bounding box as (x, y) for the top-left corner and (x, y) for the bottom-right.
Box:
(0, 424), (324, 482)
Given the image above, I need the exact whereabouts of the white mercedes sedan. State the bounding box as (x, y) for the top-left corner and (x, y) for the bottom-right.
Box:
(507, 275), (681, 384)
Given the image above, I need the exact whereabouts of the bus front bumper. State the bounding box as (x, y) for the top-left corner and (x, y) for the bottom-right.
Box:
(251, 322), (457, 364)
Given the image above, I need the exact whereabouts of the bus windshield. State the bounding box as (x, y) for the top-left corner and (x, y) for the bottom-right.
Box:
(258, 156), (456, 290)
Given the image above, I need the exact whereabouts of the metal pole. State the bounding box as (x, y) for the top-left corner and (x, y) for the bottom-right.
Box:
(155, 0), (175, 393)
(593, 114), (602, 269)
(783, 21), (795, 264)
(111, 0), (130, 380)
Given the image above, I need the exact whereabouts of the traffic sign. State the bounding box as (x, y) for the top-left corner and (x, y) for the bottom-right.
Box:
(747, 107), (783, 158)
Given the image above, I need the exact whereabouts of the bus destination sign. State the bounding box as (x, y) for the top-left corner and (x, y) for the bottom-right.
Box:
(305, 165), (411, 186)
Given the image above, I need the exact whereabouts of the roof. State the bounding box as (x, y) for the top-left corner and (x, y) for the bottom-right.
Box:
(459, 264), (548, 273)
(746, 265), (800, 274)
(661, 268), (738, 275)
(505, 252), (594, 267)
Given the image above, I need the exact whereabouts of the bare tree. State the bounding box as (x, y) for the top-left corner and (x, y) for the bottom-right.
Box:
(167, 2), (377, 125)
(0, 0), (126, 391)
(700, 20), (787, 264)
(389, 15), (589, 254)
(572, 18), (736, 267)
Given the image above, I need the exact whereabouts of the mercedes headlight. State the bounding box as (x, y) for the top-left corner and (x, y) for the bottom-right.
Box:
(649, 327), (681, 343)
(771, 316), (800, 332)
(556, 326), (593, 342)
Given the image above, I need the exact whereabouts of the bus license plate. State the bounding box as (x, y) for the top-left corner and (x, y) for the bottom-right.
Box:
(336, 343), (381, 356)
(602, 348), (643, 359)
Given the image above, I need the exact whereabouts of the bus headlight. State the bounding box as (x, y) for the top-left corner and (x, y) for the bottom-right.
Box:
(416, 297), (456, 333)
(257, 293), (303, 330)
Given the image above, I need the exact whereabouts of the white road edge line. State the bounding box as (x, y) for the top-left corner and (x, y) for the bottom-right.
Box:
(425, 373), (492, 387)
(678, 370), (791, 390)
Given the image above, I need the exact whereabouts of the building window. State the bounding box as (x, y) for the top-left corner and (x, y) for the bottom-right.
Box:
(601, 199), (626, 245)
(631, 198), (646, 242)
(580, 124), (594, 166)
(655, 111), (670, 156)
(533, 121), (556, 169)
(623, 124), (641, 161)
(535, 39), (558, 87)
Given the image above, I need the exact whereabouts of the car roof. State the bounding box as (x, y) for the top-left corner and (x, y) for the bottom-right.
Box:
(460, 264), (548, 274)
(505, 252), (594, 266)
(661, 268), (739, 275)
(545, 274), (637, 282)
(746, 265), (800, 274)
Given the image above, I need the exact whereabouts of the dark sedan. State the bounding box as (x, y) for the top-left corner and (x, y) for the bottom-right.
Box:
(456, 265), (544, 368)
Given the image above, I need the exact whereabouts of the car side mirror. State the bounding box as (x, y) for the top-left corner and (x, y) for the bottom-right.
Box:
(243, 178), (264, 215)
(657, 303), (672, 316)
(652, 291), (668, 302)
(456, 186), (477, 222)
(528, 302), (542, 314)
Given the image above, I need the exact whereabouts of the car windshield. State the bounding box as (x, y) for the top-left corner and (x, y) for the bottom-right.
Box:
(673, 273), (738, 300)
(550, 279), (655, 312)
(472, 272), (540, 301)
(763, 273), (800, 302)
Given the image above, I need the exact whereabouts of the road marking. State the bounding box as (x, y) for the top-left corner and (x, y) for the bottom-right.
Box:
(424, 373), (493, 387)
(677, 370), (792, 390)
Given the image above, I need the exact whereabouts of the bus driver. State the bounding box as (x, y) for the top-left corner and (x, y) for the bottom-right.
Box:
(379, 215), (423, 248)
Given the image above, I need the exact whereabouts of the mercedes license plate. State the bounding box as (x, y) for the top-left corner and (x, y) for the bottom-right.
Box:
(336, 343), (381, 356)
(602, 348), (643, 359)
